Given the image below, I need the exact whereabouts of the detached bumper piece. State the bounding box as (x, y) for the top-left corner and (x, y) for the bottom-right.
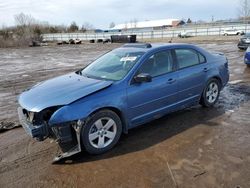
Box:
(17, 107), (49, 141)
(53, 122), (83, 163)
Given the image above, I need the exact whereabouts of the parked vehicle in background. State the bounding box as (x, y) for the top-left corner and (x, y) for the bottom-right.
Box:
(111, 35), (136, 43)
(29, 40), (41, 47)
(222, 29), (244, 36)
(238, 33), (250, 50)
(29, 40), (48, 47)
(244, 47), (250, 67)
(74, 39), (81, 44)
(69, 39), (75, 44)
(103, 38), (111, 43)
(88, 38), (111, 44)
(57, 39), (81, 45)
(178, 31), (192, 38)
(17, 43), (229, 162)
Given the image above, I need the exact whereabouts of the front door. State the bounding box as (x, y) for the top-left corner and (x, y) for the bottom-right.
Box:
(127, 50), (178, 127)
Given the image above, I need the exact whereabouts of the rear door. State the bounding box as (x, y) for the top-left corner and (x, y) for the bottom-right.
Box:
(127, 50), (178, 126)
(174, 48), (208, 106)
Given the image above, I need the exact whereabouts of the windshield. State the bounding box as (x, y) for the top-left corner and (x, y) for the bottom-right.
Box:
(81, 49), (144, 81)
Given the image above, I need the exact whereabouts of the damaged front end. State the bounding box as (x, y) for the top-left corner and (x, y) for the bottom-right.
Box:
(18, 106), (84, 162)
(17, 72), (113, 162)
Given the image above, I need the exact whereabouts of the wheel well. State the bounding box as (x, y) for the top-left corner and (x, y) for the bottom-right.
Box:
(89, 107), (128, 134)
(199, 76), (223, 105)
(211, 76), (222, 89)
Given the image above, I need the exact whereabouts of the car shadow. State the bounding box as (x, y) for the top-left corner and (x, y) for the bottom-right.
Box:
(54, 83), (250, 165)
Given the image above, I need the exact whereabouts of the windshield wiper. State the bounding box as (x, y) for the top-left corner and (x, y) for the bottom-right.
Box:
(76, 70), (92, 78)
(75, 70), (83, 75)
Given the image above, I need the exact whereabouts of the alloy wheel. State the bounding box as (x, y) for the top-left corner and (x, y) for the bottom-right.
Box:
(206, 82), (219, 104)
(88, 117), (117, 149)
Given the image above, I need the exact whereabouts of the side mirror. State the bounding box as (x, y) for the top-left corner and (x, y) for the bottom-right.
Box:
(134, 73), (152, 83)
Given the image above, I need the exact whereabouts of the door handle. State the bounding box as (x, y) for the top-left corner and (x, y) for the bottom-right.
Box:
(167, 78), (176, 84)
(203, 68), (209, 72)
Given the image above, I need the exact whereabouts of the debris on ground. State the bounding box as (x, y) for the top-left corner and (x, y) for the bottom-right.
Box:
(193, 171), (206, 178)
(0, 122), (20, 133)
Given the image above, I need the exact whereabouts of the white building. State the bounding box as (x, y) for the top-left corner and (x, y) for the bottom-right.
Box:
(112, 19), (184, 30)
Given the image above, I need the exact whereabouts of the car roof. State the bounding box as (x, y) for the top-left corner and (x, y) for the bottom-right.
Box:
(118, 43), (200, 52)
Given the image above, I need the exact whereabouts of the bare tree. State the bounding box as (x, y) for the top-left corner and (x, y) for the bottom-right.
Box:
(81, 22), (94, 32)
(68, 21), (79, 32)
(129, 20), (133, 28)
(0, 26), (11, 40)
(133, 18), (138, 28)
(238, 0), (250, 19)
(14, 12), (34, 36)
(187, 18), (192, 24)
(124, 22), (128, 30)
(84, 22), (94, 30)
(1, 13), (75, 47)
(14, 13), (40, 44)
(109, 22), (115, 28)
(128, 19), (138, 29)
(14, 13), (36, 26)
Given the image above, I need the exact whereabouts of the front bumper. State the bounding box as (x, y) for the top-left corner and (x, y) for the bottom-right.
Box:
(17, 107), (49, 141)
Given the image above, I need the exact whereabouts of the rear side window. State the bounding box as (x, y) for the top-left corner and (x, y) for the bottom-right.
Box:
(198, 53), (206, 63)
(138, 50), (173, 77)
(175, 49), (200, 69)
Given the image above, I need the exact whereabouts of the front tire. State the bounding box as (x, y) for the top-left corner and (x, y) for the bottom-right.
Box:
(200, 79), (220, 107)
(81, 110), (122, 154)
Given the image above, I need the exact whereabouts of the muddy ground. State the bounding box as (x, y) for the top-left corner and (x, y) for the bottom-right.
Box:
(0, 38), (250, 188)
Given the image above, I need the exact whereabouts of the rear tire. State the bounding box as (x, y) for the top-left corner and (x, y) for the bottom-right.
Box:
(200, 79), (221, 107)
(81, 110), (122, 154)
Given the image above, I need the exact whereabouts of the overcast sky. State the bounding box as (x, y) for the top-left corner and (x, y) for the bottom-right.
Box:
(0, 0), (240, 29)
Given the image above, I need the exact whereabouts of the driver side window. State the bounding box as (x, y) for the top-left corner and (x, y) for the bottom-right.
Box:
(138, 50), (173, 77)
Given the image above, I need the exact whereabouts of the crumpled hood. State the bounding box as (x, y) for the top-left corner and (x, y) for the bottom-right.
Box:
(18, 72), (113, 112)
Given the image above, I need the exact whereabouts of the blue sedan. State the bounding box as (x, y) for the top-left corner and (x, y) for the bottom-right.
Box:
(18, 43), (229, 161)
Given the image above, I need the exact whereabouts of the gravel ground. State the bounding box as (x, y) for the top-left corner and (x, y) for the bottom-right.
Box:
(0, 39), (250, 188)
